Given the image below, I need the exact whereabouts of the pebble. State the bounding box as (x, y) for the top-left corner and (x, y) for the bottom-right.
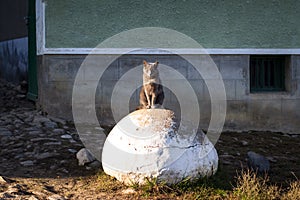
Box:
(33, 116), (51, 124)
(241, 140), (248, 146)
(49, 117), (67, 125)
(48, 194), (66, 200)
(121, 188), (136, 194)
(30, 138), (58, 142)
(44, 142), (62, 146)
(0, 176), (8, 183)
(28, 130), (42, 135)
(44, 121), (58, 129)
(35, 152), (58, 160)
(20, 160), (34, 166)
(28, 196), (39, 200)
(69, 139), (77, 143)
(76, 148), (96, 166)
(61, 134), (72, 139)
(266, 156), (277, 163)
(53, 129), (65, 134)
(0, 130), (12, 137)
(87, 160), (101, 169)
(68, 149), (78, 154)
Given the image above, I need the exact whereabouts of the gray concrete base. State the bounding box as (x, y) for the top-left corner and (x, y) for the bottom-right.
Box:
(37, 54), (300, 134)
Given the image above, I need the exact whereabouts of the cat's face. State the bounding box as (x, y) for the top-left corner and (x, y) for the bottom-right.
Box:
(143, 60), (159, 77)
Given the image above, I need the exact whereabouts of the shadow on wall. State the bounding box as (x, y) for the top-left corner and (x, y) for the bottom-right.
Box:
(0, 37), (28, 84)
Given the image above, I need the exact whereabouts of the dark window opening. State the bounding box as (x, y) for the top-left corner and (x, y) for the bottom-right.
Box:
(250, 55), (286, 92)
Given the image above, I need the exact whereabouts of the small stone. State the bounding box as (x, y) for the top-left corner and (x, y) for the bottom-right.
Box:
(50, 165), (58, 170)
(48, 194), (65, 200)
(247, 151), (270, 173)
(44, 142), (62, 146)
(221, 160), (232, 165)
(121, 188), (136, 194)
(14, 119), (23, 124)
(0, 130), (12, 137)
(33, 116), (51, 124)
(28, 131), (42, 135)
(35, 152), (58, 160)
(49, 117), (66, 125)
(24, 127), (40, 131)
(53, 129), (65, 134)
(60, 160), (68, 164)
(87, 160), (101, 169)
(24, 152), (34, 157)
(95, 126), (104, 131)
(28, 196), (39, 200)
(1, 192), (15, 199)
(0, 176), (8, 183)
(20, 160), (34, 166)
(68, 149), (77, 154)
(30, 138), (58, 142)
(291, 134), (298, 138)
(241, 140), (248, 146)
(76, 148), (96, 166)
(16, 94), (26, 99)
(24, 117), (34, 123)
(61, 134), (72, 139)
(44, 121), (58, 129)
(59, 168), (69, 174)
(266, 156), (277, 163)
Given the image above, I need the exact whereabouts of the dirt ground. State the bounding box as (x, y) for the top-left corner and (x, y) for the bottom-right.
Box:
(0, 79), (299, 199)
(1, 130), (299, 199)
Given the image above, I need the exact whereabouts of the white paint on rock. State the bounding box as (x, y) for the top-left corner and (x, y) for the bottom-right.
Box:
(102, 109), (218, 185)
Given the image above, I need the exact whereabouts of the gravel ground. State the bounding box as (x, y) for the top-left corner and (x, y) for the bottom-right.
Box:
(0, 79), (299, 199)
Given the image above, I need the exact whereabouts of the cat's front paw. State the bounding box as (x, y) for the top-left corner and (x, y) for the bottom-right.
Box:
(146, 105), (151, 109)
(151, 105), (158, 109)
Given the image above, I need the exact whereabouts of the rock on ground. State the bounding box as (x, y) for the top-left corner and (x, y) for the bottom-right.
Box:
(76, 148), (96, 166)
(102, 109), (218, 185)
(247, 151), (270, 173)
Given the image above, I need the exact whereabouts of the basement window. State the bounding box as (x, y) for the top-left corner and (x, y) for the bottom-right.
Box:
(250, 55), (286, 92)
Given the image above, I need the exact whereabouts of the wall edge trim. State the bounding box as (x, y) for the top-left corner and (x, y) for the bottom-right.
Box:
(41, 48), (300, 55)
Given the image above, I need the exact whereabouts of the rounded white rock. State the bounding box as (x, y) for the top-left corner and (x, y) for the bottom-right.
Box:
(102, 109), (218, 185)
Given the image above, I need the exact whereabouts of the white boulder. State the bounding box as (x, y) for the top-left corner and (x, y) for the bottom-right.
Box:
(102, 109), (218, 185)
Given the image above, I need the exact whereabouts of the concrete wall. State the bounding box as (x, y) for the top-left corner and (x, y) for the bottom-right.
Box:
(38, 54), (300, 133)
(0, 38), (28, 83)
(44, 0), (300, 48)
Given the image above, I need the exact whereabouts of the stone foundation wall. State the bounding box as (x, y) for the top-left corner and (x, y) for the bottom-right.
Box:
(37, 54), (300, 134)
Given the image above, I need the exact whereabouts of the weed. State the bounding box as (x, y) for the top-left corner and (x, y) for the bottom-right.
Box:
(233, 169), (281, 200)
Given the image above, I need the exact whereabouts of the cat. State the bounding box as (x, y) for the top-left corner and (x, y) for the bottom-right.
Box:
(137, 60), (164, 109)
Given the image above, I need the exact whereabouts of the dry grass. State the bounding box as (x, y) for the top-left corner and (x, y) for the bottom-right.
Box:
(232, 170), (281, 200)
(122, 170), (300, 199)
(281, 180), (300, 200)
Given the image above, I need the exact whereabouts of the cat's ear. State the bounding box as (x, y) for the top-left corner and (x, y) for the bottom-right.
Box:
(154, 61), (159, 67)
(143, 60), (148, 66)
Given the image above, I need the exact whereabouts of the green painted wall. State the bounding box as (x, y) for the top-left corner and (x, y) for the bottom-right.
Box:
(45, 0), (300, 48)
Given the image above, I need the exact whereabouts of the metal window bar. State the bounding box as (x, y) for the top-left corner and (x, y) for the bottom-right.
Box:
(250, 56), (285, 92)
